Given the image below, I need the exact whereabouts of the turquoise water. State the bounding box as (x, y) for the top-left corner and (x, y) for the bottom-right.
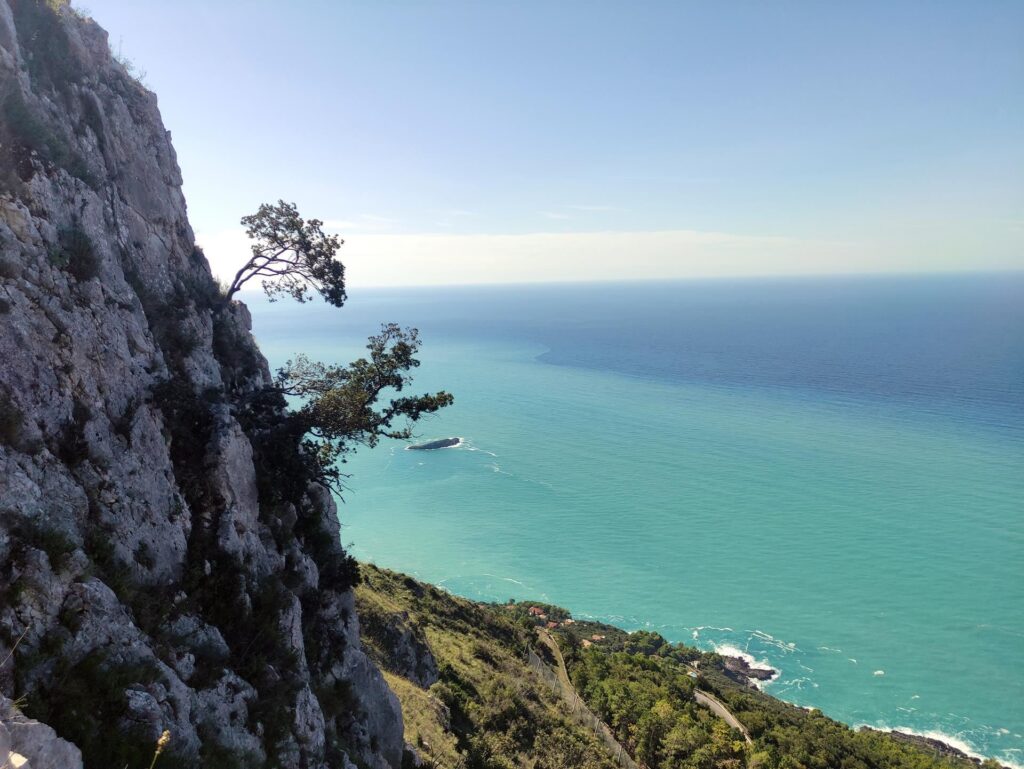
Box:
(250, 275), (1024, 766)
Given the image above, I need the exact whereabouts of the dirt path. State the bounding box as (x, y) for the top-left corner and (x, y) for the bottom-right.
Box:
(536, 628), (753, 753)
(537, 628), (573, 689)
(693, 688), (753, 744)
(530, 629), (640, 769)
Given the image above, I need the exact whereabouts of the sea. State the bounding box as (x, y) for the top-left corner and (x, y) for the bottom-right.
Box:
(248, 272), (1024, 766)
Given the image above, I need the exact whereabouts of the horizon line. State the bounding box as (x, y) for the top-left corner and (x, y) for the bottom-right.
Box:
(232, 267), (1024, 296)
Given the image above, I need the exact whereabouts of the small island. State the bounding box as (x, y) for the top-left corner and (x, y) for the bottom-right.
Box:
(406, 437), (462, 450)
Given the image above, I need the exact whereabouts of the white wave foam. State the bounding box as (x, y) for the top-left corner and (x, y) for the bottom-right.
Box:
(873, 670), (885, 676)
(751, 629), (799, 654)
(712, 643), (780, 688)
(465, 445), (498, 457)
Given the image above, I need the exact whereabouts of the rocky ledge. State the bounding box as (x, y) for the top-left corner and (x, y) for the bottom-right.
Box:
(719, 654), (778, 687)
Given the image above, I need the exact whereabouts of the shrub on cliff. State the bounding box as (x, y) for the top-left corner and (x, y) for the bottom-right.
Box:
(0, 396), (24, 447)
(274, 324), (453, 491)
(57, 226), (101, 281)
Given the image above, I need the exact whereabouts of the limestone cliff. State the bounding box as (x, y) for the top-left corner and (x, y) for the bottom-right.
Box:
(0, 2), (403, 767)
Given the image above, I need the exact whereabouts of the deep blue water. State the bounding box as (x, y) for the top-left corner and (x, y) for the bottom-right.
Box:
(250, 272), (1024, 766)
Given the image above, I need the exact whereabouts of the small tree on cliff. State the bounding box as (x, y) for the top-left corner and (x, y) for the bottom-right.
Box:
(224, 203), (453, 495)
(223, 200), (346, 305)
(243, 324), (453, 496)
(273, 324), (453, 489)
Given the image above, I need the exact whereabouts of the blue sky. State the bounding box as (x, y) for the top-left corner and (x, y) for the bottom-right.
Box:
(86, 1), (1023, 286)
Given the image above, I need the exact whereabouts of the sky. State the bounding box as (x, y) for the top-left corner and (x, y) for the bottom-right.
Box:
(84, 0), (1024, 287)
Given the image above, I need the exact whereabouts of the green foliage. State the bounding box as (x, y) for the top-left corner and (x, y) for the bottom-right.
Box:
(23, 650), (185, 769)
(125, 271), (206, 372)
(14, 517), (77, 571)
(360, 568), (991, 769)
(557, 623), (984, 769)
(0, 395), (24, 447)
(0, 1), (99, 187)
(295, 503), (361, 592)
(356, 565), (616, 769)
(10, 0), (84, 93)
(83, 526), (133, 605)
(212, 309), (265, 390)
(133, 541), (154, 569)
(315, 678), (356, 720)
(55, 397), (90, 466)
(151, 379), (219, 513)
(57, 225), (101, 281)
(0, 257), (19, 280)
(274, 323), (453, 491)
(225, 200), (347, 305)
(48, 226), (100, 280)
(0, 86), (94, 188)
(566, 646), (739, 768)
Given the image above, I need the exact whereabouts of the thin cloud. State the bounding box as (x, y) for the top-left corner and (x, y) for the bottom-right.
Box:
(198, 225), (1022, 292)
(321, 214), (397, 232)
(566, 204), (617, 212)
(539, 211), (571, 220)
(337, 229), (868, 287)
(434, 209), (476, 228)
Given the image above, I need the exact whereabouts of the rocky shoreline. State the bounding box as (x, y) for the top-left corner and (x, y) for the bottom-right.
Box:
(719, 653), (778, 687)
(860, 728), (1007, 769)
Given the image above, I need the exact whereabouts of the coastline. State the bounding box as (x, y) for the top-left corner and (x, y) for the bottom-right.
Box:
(711, 643), (781, 688)
(478, 589), (1018, 769)
(858, 727), (1014, 769)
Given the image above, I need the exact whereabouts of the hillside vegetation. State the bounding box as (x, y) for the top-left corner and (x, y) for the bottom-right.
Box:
(358, 565), (998, 769)
(356, 564), (617, 768)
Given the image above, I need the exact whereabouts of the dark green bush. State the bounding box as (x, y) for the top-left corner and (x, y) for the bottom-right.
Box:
(133, 541), (154, 569)
(212, 311), (264, 389)
(11, 0), (84, 94)
(0, 396), (24, 447)
(59, 226), (101, 281)
(0, 258), (19, 280)
(23, 650), (186, 769)
(151, 380), (217, 497)
(0, 87), (95, 188)
(16, 518), (77, 571)
(56, 398), (91, 466)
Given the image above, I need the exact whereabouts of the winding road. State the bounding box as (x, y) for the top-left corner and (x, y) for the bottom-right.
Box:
(535, 628), (753, 756)
(692, 688), (753, 744)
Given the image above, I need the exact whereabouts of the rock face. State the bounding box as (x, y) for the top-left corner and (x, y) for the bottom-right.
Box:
(719, 654), (778, 688)
(358, 607), (439, 690)
(0, 2), (402, 767)
(1, 694), (82, 769)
